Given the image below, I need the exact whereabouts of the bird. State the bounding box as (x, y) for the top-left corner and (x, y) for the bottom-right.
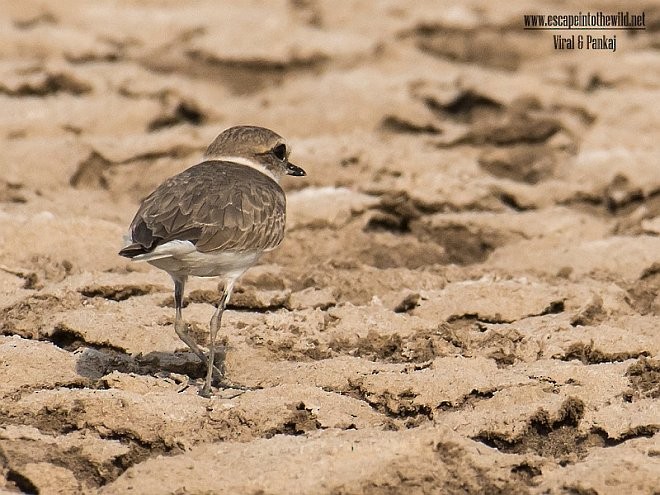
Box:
(119, 125), (306, 396)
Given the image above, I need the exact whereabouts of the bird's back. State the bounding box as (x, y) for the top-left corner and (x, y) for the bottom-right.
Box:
(119, 160), (287, 258)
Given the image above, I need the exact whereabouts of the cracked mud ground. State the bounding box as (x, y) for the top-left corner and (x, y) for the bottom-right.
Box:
(1, 1), (659, 494)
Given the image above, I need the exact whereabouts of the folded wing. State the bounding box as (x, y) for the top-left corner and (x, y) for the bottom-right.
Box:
(119, 161), (286, 258)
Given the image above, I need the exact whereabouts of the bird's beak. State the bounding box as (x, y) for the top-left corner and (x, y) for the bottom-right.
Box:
(286, 162), (306, 176)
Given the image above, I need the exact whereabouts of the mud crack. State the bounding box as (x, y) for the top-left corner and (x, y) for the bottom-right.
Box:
(79, 284), (165, 302)
(559, 341), (650, 365)
(265, 402), (322, 437)
(473, 397), (587, 459)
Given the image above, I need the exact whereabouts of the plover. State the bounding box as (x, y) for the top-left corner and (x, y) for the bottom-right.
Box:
(119, 125), (306, 396)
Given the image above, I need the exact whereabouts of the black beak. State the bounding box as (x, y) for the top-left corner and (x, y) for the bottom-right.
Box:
(286, 162), (306, 177)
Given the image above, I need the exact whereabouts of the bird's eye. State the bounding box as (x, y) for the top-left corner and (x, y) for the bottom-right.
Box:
(272, 143), (287, 161)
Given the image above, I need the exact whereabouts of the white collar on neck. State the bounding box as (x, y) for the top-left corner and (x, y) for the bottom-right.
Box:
(205, 155), (279, 182)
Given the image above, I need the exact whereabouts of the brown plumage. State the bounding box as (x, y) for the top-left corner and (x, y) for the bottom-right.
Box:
(119, 161), (286, 257)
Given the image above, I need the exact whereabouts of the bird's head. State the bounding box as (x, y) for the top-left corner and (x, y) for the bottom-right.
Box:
(204, 125), (306, 181)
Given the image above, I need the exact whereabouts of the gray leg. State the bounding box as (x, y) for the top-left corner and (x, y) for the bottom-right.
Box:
(201, 283), (231, 397)
(171, 276), (223, 379)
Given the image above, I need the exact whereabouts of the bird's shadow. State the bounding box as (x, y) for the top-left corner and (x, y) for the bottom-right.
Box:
(74, 345), (218, 383)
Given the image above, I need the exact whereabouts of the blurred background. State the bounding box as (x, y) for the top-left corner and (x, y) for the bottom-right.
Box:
(0, 1), (658, 492)
(1, 0), (657, 275)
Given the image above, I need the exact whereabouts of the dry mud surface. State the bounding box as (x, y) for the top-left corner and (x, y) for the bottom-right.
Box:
(1, 1), (659, 494)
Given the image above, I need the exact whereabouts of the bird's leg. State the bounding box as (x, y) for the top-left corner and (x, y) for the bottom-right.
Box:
(201, 281), (233, 397)
(173, 276), (204, 360)
(171, 276), (223, 379)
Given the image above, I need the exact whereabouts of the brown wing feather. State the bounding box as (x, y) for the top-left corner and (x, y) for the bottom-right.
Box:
(125, 161), (286, 255)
